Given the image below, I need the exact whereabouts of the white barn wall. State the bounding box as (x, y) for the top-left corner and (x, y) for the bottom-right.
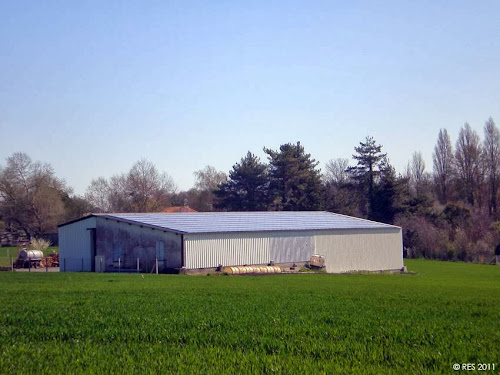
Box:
(184, 232), (270, 269)
(314, 228), (403, 273)
(270, 234), (314, 263)
(185, 230), (318, 269)
(185, 228), (402, 272)
(59, 217), (96, 271)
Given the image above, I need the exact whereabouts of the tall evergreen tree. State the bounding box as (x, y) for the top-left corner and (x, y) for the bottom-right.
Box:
(264, 142), (322, 211)
(214, 152), (269, 211)
(347, 136), (386, 218)
(371, 157), (402, 223)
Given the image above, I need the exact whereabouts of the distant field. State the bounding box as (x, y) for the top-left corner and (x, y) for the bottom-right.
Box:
(0, 259), (499, 373)
(0, 246), (58, 267)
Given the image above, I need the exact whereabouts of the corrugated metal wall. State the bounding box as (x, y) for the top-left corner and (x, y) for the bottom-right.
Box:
(184, 232), (270, 269)
(59, 217), (96, 272)
(270, 235), (314, 263)
(184, 231), (316, 269)
(314, 228), (403, 273)
(96, 218), (182, 272)
(185, 228), (402, 272)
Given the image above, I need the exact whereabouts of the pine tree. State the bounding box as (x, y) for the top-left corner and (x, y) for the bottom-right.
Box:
(264, 142), (323, 211)
(214, 152), (269, 211)
(371, 158), (402, 223)
(347, 136), (386, 218)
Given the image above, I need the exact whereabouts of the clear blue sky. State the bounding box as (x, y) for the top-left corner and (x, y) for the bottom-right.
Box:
(1, 1), (499, 194)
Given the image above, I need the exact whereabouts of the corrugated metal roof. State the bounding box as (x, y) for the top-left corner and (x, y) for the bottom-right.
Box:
(93, 211), (398, 234)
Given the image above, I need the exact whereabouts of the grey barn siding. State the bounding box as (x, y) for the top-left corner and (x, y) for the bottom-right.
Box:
(184, 231), (316, 269)
(315, 228), (403, 273)
(185, 228), (402, 272)
(59, 216), (96, 271)
(270, 235), (314, 263)
(96, 218), (182, 272)
(184, 232), (270, 269)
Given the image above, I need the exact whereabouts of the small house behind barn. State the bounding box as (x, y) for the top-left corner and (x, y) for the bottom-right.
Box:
(58, 211), (403, 273)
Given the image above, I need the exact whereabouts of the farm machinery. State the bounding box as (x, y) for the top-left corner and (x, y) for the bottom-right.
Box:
(13, 249), (59, 269)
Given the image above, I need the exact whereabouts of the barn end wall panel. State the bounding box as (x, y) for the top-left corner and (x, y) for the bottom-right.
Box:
(96, 218), (182, 272)
(184, 232), (271, 269)
(59, 217), (96, 271)
(314, 228), (403, 273)
(270, 234), (314, 263)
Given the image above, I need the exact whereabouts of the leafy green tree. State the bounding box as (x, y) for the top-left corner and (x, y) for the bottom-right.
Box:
(347, 136), (387, 218)
(264, 142), (322, 211)
(214, 152), (269, 211)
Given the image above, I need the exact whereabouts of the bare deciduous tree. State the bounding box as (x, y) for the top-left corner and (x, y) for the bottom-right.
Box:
(0, 152), (66, 238)
(127, 159), (176, 212)
(85, 177), (112, 212)
(455, 123), (482, 206)
(193, 165), (227, 211)
(483, 117), (500, 216)
(410, 151), (427, 196)
(194, 165), (227, 192)
(84, 159), (177, 213)
(433, 129), (454, 203)
(324, 158), (349, 185)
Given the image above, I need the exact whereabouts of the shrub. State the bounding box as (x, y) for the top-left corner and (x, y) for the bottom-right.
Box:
(29, 238), (51, 251)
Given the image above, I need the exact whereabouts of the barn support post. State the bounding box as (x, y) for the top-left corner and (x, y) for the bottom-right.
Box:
(137, 258), (139, 273)
(155, 258), (158, 274)
(118, 258), (121, 273)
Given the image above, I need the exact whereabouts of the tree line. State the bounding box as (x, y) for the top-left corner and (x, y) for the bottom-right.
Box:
(1, 117), (499, 263)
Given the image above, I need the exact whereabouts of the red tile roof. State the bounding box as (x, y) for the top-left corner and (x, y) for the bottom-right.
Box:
(162, 206), (198, 213)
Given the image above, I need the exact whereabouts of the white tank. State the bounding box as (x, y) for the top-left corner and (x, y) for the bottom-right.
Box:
(19, 250), (44, 261)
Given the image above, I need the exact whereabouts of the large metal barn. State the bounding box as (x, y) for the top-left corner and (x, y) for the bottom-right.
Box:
(58, 211), (403, 273)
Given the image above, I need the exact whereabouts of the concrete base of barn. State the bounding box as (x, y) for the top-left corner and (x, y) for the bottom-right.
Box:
(179, 264), (408, 275)
(180, 262), (308, 275)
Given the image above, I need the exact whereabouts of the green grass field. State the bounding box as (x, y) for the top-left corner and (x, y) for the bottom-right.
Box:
(0, 259), (499, 374)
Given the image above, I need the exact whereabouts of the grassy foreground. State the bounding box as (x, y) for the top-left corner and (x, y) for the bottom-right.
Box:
(0, 260), (499, 374)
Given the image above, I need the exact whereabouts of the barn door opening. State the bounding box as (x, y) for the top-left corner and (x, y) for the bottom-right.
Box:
(156, 241), (165, 271)
(87, 228), (96, 272)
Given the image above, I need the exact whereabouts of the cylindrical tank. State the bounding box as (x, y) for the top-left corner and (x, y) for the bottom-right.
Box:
(19, 250), (44, 261)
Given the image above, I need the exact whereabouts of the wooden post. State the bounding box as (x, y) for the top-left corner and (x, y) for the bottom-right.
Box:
(28, 259), (31, 272)
(137, 258), (139, 273)
(118, 258), (121, 273)
(155, 258), (158, 275)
